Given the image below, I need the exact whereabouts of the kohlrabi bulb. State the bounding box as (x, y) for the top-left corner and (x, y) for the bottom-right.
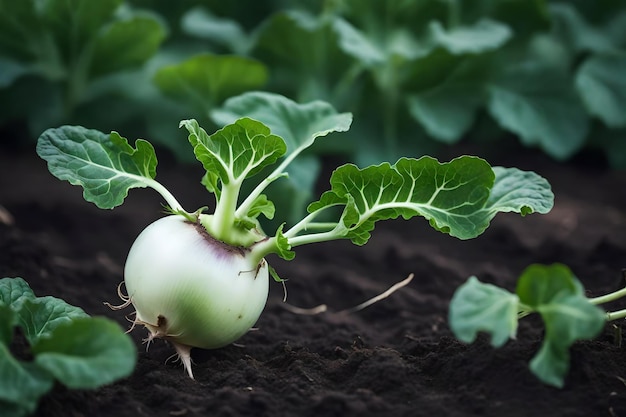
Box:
(123, 215), (269, 377)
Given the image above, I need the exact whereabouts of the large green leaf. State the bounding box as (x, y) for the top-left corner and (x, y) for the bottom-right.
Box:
(154, 54), (268, 111)
(407, 83), (482, 143)
(89, 14), (167, 78)
(0, 278), (36, 308)
(576, 53), (626, 128)
(36, 126), (159, 209)
(487, 63), (590, 160)
(180, 118), (286, 187)
(15, 297), (87, 346)
(33, 317), (137, 389)
(211, 91), (353, 157)
(449, 276), (519, 348)
(308, 156), (553, 244)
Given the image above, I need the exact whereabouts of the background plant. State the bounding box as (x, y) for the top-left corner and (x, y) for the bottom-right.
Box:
(449, 263), (626, 388)
(0, 277), (136, 417)
(2, 0), (624, 166)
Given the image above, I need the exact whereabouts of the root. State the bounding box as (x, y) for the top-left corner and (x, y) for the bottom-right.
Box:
(172, 342), (195, 380)
(104, 282), (133, 310)
(338, 273), (414, 314)
(281, 273), (415, 316)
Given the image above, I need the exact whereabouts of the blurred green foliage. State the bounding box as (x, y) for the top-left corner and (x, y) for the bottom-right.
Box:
(1, 0), (625, 167)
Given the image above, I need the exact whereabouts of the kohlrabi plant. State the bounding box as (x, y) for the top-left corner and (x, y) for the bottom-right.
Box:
(449, 263), (626, 388)
(0, 277), (136, 417)
(36, 95), (554, 378)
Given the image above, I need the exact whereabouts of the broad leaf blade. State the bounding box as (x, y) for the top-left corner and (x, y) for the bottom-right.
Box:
(180, 118), (286, 186)
(15, 296), (88, 346)
(36, 126), (158, 209)
(90, 14), (167, 79)
(576, 53), (626, 128)
(478, 167), (555, 221)
(0, 278), (36, 308)
(154, 54), (268, 111)
(309, 156), (495, 243)
(449, 276), (519, 348)
(309, 156), (554, 244)
(33, 317), (136, 389)
(211, 91), (353, 158)
(516, 264), (582, 307)
(487, 63), (590, 160)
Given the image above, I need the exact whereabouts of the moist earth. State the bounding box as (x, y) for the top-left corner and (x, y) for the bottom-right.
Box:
(1, 139), (626, 417)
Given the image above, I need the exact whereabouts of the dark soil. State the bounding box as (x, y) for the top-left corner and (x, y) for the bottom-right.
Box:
(2, 139), (626, 417)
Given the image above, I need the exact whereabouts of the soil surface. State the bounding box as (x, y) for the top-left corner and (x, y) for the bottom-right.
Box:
(2, 138), (626, 417)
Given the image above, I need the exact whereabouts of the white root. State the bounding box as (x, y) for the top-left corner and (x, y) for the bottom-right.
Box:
(172, 342), (195, 380)
(281, 273), (414, 316)
(339, 273), (414, 314)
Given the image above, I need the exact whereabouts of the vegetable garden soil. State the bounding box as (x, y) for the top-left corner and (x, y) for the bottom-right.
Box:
(2, 138), (626, 417)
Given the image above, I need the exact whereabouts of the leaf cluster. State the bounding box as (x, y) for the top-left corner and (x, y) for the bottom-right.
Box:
(449, 264), (606, 388)
(36, 110), (555, 264)
(0, 277), (136, 417)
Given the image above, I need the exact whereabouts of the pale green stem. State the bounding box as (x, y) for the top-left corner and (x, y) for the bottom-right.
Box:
(283, 209), (326, 239)
(145, 178), (186, 214)
(285, 228), (344, 247)
(588, 286), (626, 306)
(235, 153), (299, 219)
(212, 182), (240, 240)
(606, 309), (626, 321)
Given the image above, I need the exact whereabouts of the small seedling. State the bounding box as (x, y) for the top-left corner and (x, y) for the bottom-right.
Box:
(449, 263), (626, 388)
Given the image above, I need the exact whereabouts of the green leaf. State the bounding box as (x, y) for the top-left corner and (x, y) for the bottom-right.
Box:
(180, 118), (286, 187)
(246, 194), (275, 221)
(487, 63), (590, 160)
(33, 317), (136, 389)
(332, 18), (386, 66)
(516, 264), (582, 306)
(428, 19), (512, 55)
(36, 126), (158, 209)
(484, 167), (554, 217)
(549, 3), (615, 54)
(274, 224), (295, 261)
(89, 14), (167, 79)
(211, 91), (353, 158)
(0, 278), (36, 308)
(14, 296), (87, 346)
(0, 344), (54, 415)
(308, 156), (554, 244)
(309, 156), (494, 243)
(576, 53), (626, 128)
(407, 83), (483, 143)
(449, 276), (519, 348)
(516, 264), (605, 387)
(154, 54), (268, 111)
(181, 6), (249, 54)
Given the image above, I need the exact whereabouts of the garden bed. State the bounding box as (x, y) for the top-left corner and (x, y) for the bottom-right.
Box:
(2, 140), (626, 417)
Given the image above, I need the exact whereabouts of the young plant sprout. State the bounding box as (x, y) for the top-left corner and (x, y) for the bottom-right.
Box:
(449, 264), (626, 388)
(36, 94), (554, 379)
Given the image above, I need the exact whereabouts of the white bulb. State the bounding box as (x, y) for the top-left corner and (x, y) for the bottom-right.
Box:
(124, 215), (269, 349)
